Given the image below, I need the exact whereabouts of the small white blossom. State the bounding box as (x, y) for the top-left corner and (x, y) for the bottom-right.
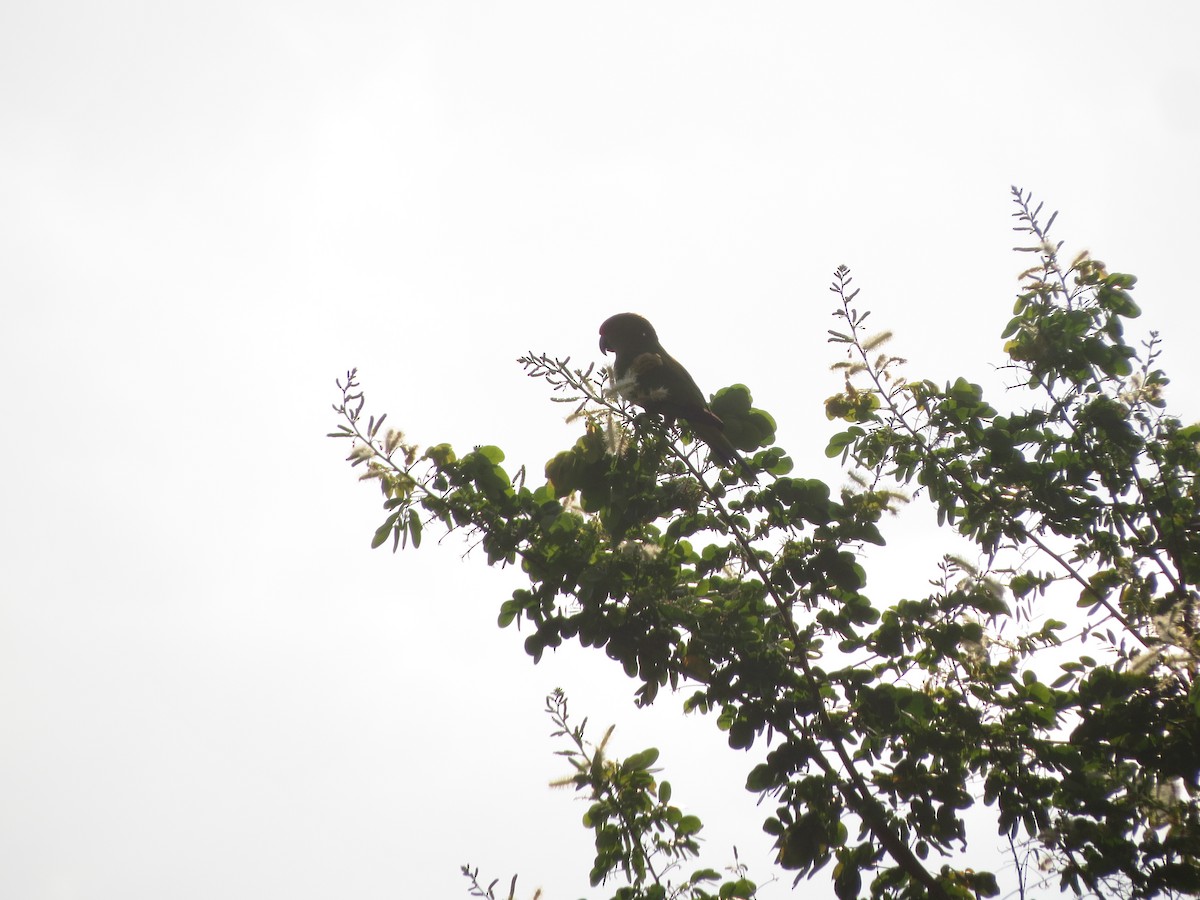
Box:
(1120, 373), (1164, 407)
(618, 540), (660, 561)
(607, 370), (640, 401)
(384, 429), (405, 456)
(604, 419), (629, 456)
(347, 444), (375, 464)
(1129, 646), (1161, 675)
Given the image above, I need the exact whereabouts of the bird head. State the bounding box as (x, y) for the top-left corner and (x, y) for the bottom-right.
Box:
(599, 313), (658, 355)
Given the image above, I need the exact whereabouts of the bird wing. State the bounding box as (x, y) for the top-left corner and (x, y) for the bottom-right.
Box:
(617, 350), (705, 416)
(613, 351), (666, 405)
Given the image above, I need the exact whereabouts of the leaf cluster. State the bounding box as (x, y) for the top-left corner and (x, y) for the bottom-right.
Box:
(333, 188), (1199, 900)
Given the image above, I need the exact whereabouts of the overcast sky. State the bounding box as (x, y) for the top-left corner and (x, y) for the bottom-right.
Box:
(3, 3), (1199, 899)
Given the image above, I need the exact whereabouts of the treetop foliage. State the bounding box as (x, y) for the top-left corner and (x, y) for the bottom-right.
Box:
(332, 188), (1199, 900)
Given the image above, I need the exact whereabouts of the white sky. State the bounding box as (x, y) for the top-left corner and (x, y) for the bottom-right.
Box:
(2, 3), (1198, 898)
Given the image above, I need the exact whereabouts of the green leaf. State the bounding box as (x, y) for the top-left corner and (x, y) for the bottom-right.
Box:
(676, 815), (703, 836)
(475, 445), (505, 464)
(767, 452), (795, 475)
(425, 443), (456, 466)
(371, 511), (401, 549)
(825, 427), (864, 458)
(727, 720), (755, 749)
(620, 747), (660, 774)
(746, 763), (778, 792)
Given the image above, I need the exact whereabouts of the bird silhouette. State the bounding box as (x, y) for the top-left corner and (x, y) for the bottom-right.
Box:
(599, 313), (755, 481)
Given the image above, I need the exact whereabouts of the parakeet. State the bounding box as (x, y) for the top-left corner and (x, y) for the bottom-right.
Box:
(598, 313), (756, 481)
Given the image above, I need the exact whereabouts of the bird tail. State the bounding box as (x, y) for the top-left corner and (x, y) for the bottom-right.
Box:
(690, 417), (758, 483)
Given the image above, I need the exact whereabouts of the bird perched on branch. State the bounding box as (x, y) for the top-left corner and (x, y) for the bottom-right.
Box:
(598, 313), (756, 481)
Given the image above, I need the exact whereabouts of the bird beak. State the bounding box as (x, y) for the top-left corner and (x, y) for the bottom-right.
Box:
(599, 335), (611, 354)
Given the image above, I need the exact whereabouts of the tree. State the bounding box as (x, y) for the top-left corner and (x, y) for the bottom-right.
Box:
(331, 188), (1200, 900)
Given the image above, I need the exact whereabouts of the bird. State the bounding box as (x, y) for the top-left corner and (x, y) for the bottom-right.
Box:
(598, 313), (755, 481)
